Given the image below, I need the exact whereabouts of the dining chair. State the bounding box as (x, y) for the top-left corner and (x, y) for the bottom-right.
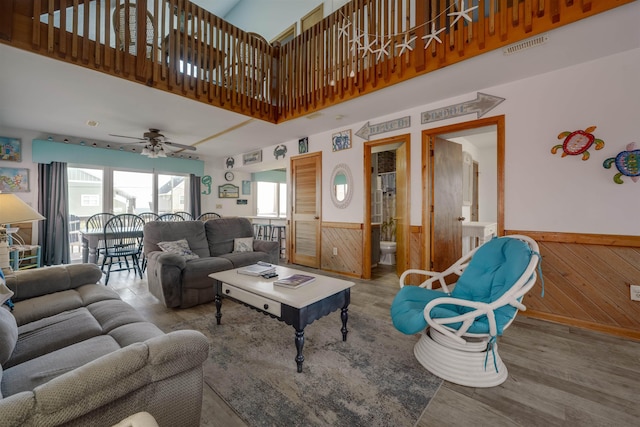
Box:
(102, 214), (144, 285)
(196, 212), (222, 221)
(86, 213), (115, 264)
(158, 213), (186, 221)
(138, 212), (160, 223)
(175, 211), (194, 220)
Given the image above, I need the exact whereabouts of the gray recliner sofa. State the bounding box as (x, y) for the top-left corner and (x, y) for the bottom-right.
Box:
(143, 217), (279, 308)
(0, 263), (209, 426)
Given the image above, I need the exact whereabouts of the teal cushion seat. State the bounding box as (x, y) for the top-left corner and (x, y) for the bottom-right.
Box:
(390, 237), (533, 336)
(390, 286), (450, 335)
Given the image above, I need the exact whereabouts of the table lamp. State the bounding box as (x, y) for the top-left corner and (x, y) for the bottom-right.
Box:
(0, 193), (46, 275)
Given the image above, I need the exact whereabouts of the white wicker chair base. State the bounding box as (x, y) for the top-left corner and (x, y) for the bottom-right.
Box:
(413, 329), (508, 388)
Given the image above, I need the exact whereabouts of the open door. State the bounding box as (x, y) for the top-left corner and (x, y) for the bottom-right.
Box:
(395, 142), (409, 277)
(363, 134), (410, 279)
(431, 137), (464, 273)
(290, 153), (321, 268)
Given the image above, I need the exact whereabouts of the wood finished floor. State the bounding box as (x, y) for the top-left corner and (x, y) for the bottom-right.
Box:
(104, 264), (640, 427)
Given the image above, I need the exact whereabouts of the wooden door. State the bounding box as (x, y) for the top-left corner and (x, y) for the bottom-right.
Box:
(431, 137), (463, 273)
(395, 142), (409, 276)
(290, 153), (321, 268)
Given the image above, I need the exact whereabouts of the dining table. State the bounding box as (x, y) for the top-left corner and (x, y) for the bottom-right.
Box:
(79, 228), (144, 264)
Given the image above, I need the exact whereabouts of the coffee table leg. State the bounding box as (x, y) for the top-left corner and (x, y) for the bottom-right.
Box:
(295, 329), (305, 373)
(215, 294), (222, 325)
(341, 306), (349, 341)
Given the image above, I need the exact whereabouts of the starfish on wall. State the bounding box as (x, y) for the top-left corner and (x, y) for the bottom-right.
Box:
(375, 38), (391, 60)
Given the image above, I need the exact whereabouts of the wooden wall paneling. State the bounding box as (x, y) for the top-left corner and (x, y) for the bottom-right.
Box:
(321, 222), (362, 276)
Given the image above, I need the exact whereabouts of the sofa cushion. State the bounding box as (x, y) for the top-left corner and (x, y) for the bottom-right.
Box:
(11, 290), (84, 327)
(157, 239), (200, 260)
(182, 258), (233, 289)
(0, 306), (17, 365)
(4, 264), (103, 303)
(87, 299), (151, 334)
(205, 217), (254, 256)
(219, 251), (273, 268)
(6, 307), (103, 368)
(1, 335), (120, 397)
(143, 221), (210, 258)
(233, 237), (254, 253)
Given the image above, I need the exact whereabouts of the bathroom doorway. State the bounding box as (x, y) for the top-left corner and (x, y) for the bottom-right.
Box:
(363, 134), (410, 280)
(422, 116), (504, 273)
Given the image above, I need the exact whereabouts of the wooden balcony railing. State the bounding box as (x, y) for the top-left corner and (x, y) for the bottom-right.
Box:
(0, 0), (633, 125)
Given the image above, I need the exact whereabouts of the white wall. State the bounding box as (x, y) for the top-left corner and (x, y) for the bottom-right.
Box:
(227, 47), (639, 236)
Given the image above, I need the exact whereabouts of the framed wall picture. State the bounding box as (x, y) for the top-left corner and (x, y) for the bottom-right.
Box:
(243, 150), (262, 165)
(332, 130), (352, 152)
(0, 137), (21, 162)
(298, 137), (309, 153)
(0, 167), (30, 192)
(218, 183), (239, 198)
(242, 180), (251, 195)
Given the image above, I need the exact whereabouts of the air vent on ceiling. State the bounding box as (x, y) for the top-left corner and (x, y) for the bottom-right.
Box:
(503, 34), (548, 55)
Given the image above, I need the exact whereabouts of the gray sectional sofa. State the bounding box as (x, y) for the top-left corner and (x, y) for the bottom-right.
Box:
(143, 217), (279, 308)
(0, 264), (209, 426)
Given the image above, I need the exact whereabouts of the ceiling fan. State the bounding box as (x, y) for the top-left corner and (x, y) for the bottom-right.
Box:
(108, 128), (196, 158)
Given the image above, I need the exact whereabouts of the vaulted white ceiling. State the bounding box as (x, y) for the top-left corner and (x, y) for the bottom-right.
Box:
(0, 3), (636, 168)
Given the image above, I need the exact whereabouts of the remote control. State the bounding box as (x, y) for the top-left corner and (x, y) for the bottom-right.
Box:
(257, 261), (271, 267)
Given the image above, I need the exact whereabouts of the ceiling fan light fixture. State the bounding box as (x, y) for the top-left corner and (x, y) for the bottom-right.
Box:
(157, 146), (167, 158)
(141, 145), (151, 156)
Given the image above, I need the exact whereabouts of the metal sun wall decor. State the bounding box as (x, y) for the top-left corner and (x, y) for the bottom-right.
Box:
(273, 145), (287, 159)
(551, 126), (605, 160)
(603, 142), (640, 184)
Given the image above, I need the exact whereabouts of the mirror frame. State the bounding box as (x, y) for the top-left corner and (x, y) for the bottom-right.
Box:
(330, 163), (353, 209)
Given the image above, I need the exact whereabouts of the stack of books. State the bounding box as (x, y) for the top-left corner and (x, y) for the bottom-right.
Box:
(237, 263), (276, 276)
(274, 274), (316, 289)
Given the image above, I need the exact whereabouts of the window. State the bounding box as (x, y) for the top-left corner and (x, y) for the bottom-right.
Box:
(256, 182), (287, 218)
(158, 174), (187, 214)
(113, 170), (153, 214)
(67, 166), (189, 261)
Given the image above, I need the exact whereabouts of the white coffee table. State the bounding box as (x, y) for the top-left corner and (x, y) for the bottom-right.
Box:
(209, 266), (355, 372)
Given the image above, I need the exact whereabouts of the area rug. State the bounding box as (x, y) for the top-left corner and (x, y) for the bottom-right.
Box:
(170, 302), (442, 427)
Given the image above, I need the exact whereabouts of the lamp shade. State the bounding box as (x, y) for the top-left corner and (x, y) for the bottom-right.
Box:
(0, 193), (46, 224)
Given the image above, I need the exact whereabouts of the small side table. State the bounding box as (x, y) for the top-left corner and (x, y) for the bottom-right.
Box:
(9, 245), (42, 270)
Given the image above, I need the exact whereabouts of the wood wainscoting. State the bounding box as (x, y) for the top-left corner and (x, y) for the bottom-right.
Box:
(321, 222), (424, 280)
(507, 231), (640, 341)
(321, 222), (363, 277)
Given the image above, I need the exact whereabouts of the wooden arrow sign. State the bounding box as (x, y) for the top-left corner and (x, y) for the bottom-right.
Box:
(355, 116), (411, 141)
(420, 93), (505, 124)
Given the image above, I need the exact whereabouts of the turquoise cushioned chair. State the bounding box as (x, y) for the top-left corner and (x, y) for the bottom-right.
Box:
(390, 235), (541, 387)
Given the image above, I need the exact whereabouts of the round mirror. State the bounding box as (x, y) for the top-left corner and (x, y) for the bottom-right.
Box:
(330, 163), (353, 209)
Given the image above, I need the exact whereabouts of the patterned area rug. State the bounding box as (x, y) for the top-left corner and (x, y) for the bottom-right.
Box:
(171, 302), (442, 427)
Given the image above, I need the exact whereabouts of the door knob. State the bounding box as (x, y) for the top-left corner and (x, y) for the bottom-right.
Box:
(457, 217), (466, 221)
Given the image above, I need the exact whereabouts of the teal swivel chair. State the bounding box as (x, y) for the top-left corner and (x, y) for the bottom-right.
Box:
(390, 235), (542, 387)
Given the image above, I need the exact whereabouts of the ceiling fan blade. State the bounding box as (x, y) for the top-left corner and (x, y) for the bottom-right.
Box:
(108, 133), (145, 141)
(163, 140), (196, 151)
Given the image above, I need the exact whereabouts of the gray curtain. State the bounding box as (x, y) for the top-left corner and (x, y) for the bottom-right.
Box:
(38, 162), (70, 265)
(190, 174), (202, 219)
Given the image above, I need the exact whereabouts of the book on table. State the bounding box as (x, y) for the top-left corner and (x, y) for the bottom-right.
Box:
(237, 264), (276, 276)
(274, 274), (316, 289)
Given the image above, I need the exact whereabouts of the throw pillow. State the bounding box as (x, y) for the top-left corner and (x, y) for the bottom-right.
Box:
(234, 237), (254, 253)
(157, 239), (200, 260)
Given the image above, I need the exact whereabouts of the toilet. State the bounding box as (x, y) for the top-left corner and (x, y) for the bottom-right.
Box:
(379, 241), (396, 265)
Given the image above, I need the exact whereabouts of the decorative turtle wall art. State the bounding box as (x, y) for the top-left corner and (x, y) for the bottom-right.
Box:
(551, 125), (605, 160)
(603, 142), (640, 184)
